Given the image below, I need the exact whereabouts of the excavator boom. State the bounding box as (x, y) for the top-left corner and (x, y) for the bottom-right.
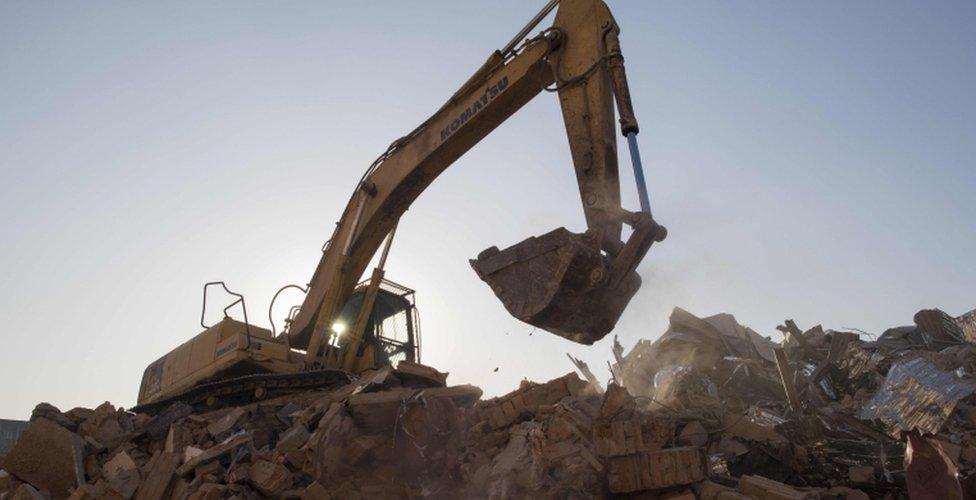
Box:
(288, 0), (666, 363)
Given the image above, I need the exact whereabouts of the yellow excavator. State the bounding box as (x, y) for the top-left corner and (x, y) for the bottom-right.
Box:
(134, 0), (666, 413)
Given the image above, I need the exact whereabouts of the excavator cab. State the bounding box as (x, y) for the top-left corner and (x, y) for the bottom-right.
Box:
(327, 278), (420, 370)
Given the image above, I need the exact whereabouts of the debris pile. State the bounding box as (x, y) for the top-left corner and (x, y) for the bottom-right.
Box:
(2, 306), (976, 499)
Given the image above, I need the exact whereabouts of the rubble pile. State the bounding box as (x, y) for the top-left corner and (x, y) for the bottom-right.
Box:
(2, 306), (976, 499)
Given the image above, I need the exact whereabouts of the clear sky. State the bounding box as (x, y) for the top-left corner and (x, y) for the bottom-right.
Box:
(1, 1), (974, 419)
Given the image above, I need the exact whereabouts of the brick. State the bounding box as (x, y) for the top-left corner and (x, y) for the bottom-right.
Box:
(607, 447), (706, 493)
(480, 373), (584, 429)
(594, 419), (647, 457)
(593, 417), (672, 457)
(4, 418), (86, 499)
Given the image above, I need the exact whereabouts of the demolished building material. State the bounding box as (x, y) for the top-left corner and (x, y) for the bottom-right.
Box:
(5, 305), (976, 498)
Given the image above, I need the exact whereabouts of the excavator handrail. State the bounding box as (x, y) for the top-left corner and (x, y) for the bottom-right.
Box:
(200, 281), (251, 349)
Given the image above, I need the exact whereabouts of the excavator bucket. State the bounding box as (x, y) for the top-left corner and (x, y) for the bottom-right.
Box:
(470, 227), (641, 345)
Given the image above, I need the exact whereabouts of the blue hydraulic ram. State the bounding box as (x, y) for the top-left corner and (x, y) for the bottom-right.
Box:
(626, 132), (652, 216)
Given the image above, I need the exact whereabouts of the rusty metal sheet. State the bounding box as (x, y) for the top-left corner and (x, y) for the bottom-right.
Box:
(858, 357), (976, 435)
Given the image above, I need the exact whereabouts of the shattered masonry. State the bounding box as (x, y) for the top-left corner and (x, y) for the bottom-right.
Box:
(3, 306), (976, 498)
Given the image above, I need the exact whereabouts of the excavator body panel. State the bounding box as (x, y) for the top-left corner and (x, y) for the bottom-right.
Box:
(471, 227), (641, 344)
(137, 319), (301, 406)
(136, 281), (420, 409)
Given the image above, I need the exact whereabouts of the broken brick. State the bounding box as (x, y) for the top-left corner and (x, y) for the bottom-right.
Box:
(607, 447), (706, 493)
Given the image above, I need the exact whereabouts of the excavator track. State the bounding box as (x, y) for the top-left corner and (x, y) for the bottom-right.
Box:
(130, 369), (354, 415)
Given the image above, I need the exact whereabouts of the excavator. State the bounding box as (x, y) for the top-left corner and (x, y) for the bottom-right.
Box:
(133, 0), (667, 413)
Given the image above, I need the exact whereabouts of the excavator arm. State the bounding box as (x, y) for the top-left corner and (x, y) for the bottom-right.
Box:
(288, 0), (666, 365)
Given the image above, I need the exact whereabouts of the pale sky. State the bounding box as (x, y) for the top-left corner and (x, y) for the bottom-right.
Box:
(2, 1), (974, 419)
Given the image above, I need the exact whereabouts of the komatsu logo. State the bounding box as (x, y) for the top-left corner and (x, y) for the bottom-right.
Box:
(440, 76), (509, 141)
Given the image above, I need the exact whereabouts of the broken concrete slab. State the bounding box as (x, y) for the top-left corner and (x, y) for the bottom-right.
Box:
(134, 452), (179, 500)
(4, 417), (86, 499)
(394, 360), (448, 386)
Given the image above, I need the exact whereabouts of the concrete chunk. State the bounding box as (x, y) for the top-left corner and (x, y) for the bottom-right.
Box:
(206, 408), (246, 438)
(4, 417), (86, 499)
(143, 403), (192, 441)
(134, 452), (179, 500)
(176, 433), (251, 476)
(274, 423), (310, 454)
(395, 361), (448, 386)
(102, 451), (140, 499)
